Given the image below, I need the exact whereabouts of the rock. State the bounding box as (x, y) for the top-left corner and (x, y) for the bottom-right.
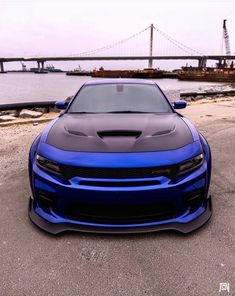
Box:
(0, 110), (17, 116)
(184, 97), (192, 102)
(33, 107), (49, 114)
(65, 96), (73, 102)
(49, 106), (60, 113)
(0, 115), (16, 122)
(194, 95), (204, 100)
(19, 109), (43, 118)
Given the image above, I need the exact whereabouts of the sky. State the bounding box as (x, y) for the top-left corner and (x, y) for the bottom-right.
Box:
(0, 0), (235, 70)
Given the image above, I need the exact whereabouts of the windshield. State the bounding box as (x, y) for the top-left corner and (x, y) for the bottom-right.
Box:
(68, 83), (172, 114)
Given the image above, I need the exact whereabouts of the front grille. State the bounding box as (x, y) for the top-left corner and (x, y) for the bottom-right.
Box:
(64, 202), (177, 224)
(79, 180), (161, 187)
(60, 165), (178, 180)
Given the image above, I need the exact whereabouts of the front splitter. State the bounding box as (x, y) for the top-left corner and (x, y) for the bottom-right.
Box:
(28, 196), (212, 235)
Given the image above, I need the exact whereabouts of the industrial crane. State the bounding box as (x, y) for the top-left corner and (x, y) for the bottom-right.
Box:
(221, 19), (233, 68)
(223, 19), (231, 55)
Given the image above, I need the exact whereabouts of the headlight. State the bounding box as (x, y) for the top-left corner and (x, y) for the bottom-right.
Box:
(178, 154), (204, 175)
(36, 154), (61, 175)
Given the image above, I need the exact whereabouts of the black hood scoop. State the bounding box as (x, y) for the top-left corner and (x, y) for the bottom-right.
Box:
(46, 113), (193, 152)
(97, 130), (142, 138)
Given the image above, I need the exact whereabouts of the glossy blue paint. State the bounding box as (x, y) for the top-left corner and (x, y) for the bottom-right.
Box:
(55, 100), (68, 109)
(28, 80), (212, 234)
(37, 140), (202, 168)
(29, 132), (211, 234)
(174, 100), (187, 109)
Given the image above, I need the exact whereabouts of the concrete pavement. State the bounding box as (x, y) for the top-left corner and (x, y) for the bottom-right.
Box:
(0, 101), (234, 296)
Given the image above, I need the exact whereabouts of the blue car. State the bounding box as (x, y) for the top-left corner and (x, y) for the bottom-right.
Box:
(28, 79), (212, 234)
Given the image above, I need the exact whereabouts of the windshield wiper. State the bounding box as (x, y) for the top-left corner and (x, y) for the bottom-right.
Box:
(105, 111), (149, 114)
(69, 112), (97, 114)
(69, 111), (150, 114)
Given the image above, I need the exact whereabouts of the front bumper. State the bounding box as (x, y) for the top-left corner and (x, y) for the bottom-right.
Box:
(29, 138), (212, 235)
(29, 196), (212, 234)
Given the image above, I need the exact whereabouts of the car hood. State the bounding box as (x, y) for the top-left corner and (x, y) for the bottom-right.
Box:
(45, 113), (194, 152)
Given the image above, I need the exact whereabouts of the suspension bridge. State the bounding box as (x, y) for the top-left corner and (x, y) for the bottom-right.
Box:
(0, 24), (234, 73)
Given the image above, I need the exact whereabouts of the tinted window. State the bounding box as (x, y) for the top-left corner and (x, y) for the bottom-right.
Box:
(68, 83), (172, 113)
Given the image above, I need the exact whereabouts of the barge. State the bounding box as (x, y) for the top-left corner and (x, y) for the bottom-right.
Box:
(66, 70), (91, 76)
(178, 67), (235, 82)
(91, 69), (165, 78)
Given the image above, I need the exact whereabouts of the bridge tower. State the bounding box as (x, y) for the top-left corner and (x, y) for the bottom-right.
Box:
(148, 24), (154, 69)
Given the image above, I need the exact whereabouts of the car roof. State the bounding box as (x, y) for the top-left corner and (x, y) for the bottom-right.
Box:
(84, 78), (156, 85)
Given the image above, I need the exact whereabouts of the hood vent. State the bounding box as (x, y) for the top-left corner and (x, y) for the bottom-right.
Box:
(152, 126), (176, 136)
(97, 130), (142, 138)
(65, 127), (87, 137)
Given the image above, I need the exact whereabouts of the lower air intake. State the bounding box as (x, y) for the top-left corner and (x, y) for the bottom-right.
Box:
(65, 202), (177, 224)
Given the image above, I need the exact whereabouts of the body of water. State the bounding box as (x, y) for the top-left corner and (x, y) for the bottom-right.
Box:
(0, 72), (234, 104)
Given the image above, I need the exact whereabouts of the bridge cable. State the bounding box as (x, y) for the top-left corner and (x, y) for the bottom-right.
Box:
(68, 26), (151, 57)
(153, 26), (203, 55)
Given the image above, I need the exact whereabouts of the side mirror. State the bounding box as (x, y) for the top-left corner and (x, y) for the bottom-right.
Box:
(55, 100), (69, 110)
(173, 100), (187, 109)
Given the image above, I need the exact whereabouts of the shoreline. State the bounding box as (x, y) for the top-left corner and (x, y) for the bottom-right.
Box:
(0, 95), (234, 128)
(1, 74), (234, 105)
